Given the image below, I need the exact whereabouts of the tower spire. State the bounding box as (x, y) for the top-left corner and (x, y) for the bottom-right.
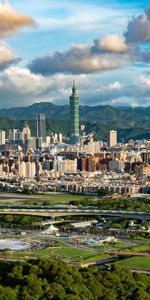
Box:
(72, 80), (76, 95)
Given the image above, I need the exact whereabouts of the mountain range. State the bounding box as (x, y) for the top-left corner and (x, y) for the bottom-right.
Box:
(0, 103), (149, 141)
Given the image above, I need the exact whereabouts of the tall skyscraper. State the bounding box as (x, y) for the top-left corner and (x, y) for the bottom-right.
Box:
(69, 81), (80, 144)
(107, 130), (117, 147)
(37, 113), (46, 143)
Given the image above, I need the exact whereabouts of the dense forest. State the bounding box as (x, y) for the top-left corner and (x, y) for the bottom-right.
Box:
(0, 258), (149, 299)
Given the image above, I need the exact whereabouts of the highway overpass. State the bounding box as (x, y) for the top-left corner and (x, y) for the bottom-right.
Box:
(0, 208), (149, 220)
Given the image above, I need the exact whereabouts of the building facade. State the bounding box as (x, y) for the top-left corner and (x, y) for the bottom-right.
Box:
(108, 130), (117, 147)
(37, 113), (46, 143)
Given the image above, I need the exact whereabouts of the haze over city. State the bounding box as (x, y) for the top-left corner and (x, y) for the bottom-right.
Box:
(0, 0), (150, 108)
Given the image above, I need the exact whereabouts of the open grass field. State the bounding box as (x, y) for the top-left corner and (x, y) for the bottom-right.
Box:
(49, 246), (96, 261)
(43, 193), (95, 205)
(115, 256), (150, 270)
(0, 192), (95, 205)
(11, 242), (111, 263)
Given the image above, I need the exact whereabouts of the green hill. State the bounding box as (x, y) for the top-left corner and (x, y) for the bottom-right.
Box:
(0, 103), (149, 141)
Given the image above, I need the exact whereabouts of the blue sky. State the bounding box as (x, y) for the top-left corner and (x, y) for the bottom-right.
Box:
(0, 0), (150, 108)
(8, 0), (146, 57)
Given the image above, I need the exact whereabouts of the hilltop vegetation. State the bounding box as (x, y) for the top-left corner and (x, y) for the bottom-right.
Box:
(0, 103), (150, 127)
(0, 258), (149, 299)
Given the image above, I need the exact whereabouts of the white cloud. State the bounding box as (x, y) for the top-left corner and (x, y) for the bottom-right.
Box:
(0, 0), (35, 38)
(0, 66), (50, 94)
(138, 75), (150, 88)
(99, 35), (128, 53)
(108, 82), (123, 90)
(111, 96), (138, 107)
(95, 81), (123, 94)
(0, 66), (89, 107)
(0, 42), (17, 69)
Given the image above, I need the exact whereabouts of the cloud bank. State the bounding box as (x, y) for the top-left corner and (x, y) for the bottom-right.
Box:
(0, 66), (88, 107)
(125, 2), (150, 43)
(29, 1), (150, 77)
(29, 35), (129, 75)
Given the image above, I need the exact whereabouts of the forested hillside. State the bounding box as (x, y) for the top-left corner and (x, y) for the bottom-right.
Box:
(0, 259), (149, 299)
(0, 103), (150, 129)
(0, 103), (149, 141)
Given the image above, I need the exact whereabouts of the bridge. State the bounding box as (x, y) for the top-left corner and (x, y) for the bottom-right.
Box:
(0, 208), (149, 220)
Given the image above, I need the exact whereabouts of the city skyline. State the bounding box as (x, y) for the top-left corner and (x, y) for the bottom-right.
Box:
(0, 0), (150, 108)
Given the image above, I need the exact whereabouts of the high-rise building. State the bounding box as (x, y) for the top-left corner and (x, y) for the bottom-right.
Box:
(8, 129), (17, 142)
(141, 151), (150, 164)
(18, 161), (36, 177)
(58, 133), (63, 144)
(107, 130), (117, 147)
(22, 122), (31, 142)
(15, 129), (23, 141)
(69, 82), (80, 144)
(37, 113), (46, 143)
(0, 130), (5, 145)
(27, 137), (36, 150)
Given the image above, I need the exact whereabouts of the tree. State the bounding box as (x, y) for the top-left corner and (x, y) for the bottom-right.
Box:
(97, 187), (110, 196)
(0, 286), (18, 300)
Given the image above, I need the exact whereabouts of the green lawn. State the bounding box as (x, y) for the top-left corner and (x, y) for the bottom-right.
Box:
(115, 256), (150, 270)
(81, 253), (111, 263)
(132, 238), (150, 243)
(43, 194), (95, 205)
(118, 244), (150, 253)
(31, 245), (97, 261)
(11, 242), (111, 263)
(0, 192), (96, 205)
(50, 246), (96, 260)
(12, 247), (55, 259)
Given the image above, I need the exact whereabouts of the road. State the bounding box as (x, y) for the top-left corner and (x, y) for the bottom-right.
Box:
(0, 207), (149, 220)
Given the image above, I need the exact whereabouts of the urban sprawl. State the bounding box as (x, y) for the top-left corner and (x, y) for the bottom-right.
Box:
(0, 83), (149, 197)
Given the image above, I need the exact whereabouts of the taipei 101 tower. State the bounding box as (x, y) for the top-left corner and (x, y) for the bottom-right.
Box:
(69, 81), (80, 144)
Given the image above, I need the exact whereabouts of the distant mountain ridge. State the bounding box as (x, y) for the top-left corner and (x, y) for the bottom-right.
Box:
(0, 103), (149, 129)
(0, 103), (149, 141)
